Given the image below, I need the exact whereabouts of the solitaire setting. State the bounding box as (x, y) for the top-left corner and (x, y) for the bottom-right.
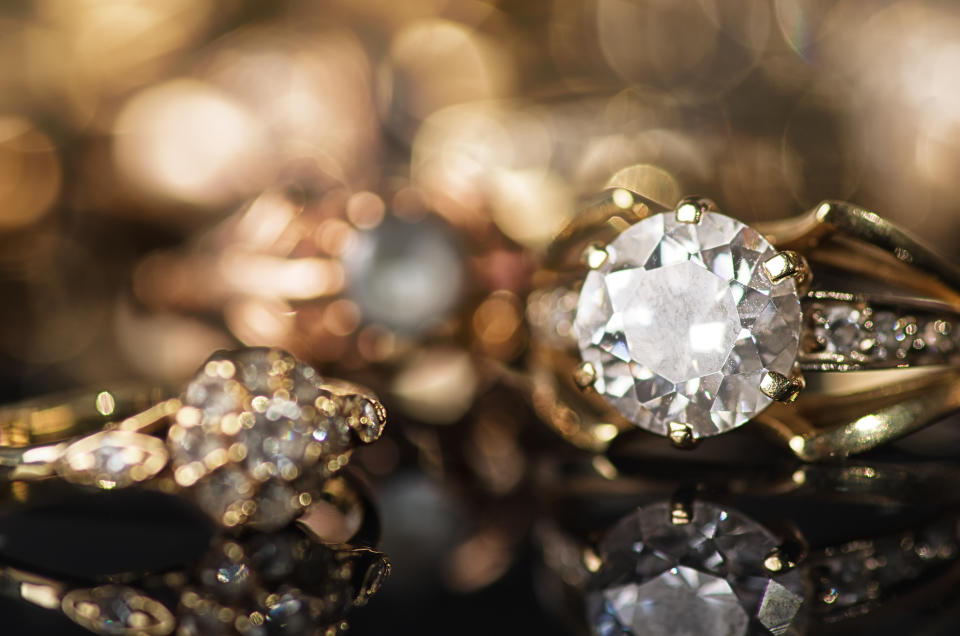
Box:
(529, 172), (960, 459)
(573, 201), (802, 440)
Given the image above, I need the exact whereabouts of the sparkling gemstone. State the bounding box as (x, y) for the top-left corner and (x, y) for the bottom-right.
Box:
(574, 211), (801, 437)
(198, 543), (254, 603)
(813, 304), (862, 354)
(586, 502), (805, 636)
(263, 587), (316, 636)
(63, 586), (173, 636)
(59, 430), (168, 489)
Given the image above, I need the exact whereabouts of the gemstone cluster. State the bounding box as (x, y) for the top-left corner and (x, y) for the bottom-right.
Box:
(167, 348), (385, 529)
(574, 211), (801, 437)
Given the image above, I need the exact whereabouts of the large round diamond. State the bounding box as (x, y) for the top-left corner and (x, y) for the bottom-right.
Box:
(586, 502), (806, 636)
(574, 211), (801, 437)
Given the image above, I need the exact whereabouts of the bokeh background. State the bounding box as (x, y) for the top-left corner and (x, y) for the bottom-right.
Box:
(1, 1), (960, 634)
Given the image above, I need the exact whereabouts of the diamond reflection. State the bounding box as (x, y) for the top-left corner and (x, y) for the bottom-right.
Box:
(586, 501), (805, 636)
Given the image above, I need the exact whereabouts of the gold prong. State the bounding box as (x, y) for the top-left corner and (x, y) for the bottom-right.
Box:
(759, 370), (805, 403)
(674, 196), (716, 224)
(763, 250), (810, 286)
(668, 421), (699, 449)
(670, 490), (695, 525)
(582, 546), (603, 572)
(763, 531), (807, 573)
(573, 361), (597, 390)
(582, 243), (609, 269)
(763, 547), (792, 573)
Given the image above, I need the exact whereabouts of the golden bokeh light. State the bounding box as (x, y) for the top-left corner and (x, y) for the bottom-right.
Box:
(381, 19), (515, 137)
(0, 117), (60, 231)
(113, 79), (272, 207)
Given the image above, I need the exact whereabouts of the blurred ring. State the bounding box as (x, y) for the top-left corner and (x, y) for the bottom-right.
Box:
(0, 347), (386, 530)
(527, 170), (960, 460)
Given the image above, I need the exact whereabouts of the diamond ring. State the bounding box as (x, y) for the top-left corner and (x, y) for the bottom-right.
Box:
(0, 347), (386, 530)
(528, 170), (960, 459)
(537, 458), (960, 635)
(0, 473), (389, 636)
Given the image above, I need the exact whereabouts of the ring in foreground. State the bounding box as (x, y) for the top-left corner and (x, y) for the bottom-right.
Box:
(528, 169), (960, 459)
(0, 347), (386, 529)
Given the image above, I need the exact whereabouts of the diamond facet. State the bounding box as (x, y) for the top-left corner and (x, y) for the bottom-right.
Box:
(574, 211), (801, 437)
(586, 502), (805, 636)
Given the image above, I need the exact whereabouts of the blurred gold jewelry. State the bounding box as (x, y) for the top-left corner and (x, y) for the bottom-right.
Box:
(528, 166), (960, 460)
(131, 178), (530, 426)
(0, 473), (389, 636)
(0, 347), (385, 530)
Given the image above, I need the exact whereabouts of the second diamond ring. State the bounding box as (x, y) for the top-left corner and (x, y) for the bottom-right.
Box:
(0, 347), (386, 530)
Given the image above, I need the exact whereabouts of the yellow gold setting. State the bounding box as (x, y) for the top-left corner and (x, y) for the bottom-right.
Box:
(530, 176), (960, 460)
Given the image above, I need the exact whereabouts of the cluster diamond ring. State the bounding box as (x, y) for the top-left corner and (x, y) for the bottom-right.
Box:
(527, 167), (960, 459)
(0, 347), (386, 530)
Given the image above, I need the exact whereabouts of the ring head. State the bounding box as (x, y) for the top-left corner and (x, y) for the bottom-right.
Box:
(573, 208), (802, 438)
(167, 347), (384, 529)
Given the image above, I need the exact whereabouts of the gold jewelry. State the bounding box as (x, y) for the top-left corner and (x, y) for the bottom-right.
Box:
(131, 182), (528, 426)
(0, 474), (389, 636)
(527, 167), (960, 460)
(0, 347), (385, 530)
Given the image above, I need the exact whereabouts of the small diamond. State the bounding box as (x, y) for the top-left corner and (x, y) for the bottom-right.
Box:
(198, 542), (253, 603)
(62, 586), (173, 636)
(58, 431), (168, 489)
(263, 586), (316, 635)
(574, 211), (801, 437)
(586, 502), (805, 636)
(814, 305), (862, 354)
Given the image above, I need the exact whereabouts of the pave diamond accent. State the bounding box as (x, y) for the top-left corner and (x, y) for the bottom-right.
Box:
(574, 211), (801, 437)
(809, 514), (960, 620)
(586, 502), (805, 636)
(799, 293), (960, 370)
